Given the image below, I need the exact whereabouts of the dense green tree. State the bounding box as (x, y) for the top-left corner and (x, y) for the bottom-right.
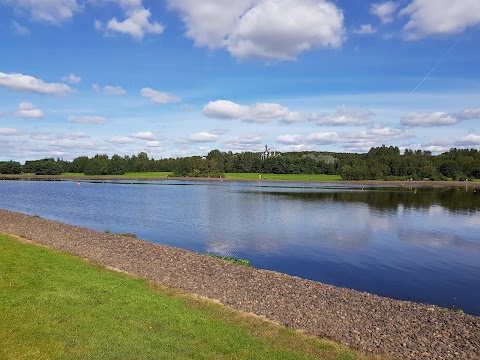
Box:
(439, 160), (460, 180)
(84, 154), (109, 175)
(107, 155), (126, 175)
(129, 152), (150, 172)
(68, 156), (89, 173)
(23, 158), (63, 175)
(0, 161), (22, 174)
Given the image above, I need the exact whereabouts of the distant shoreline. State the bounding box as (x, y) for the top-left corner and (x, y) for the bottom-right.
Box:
(1, 173), (479, 188)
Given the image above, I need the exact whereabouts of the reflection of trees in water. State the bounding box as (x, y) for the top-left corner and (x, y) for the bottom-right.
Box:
(254, 187), (480, 213)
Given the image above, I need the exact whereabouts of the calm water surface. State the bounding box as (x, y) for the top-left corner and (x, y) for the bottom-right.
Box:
(1, 179), (479, 315)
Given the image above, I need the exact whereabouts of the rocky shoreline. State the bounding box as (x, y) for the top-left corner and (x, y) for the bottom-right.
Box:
(1, 209), (478, 359)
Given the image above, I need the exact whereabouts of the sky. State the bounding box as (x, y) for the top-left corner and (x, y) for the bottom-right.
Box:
(0, 0), (479, 162)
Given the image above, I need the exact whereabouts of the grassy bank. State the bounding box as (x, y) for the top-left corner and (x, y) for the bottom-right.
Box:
(19, 172), (341, 182)
(60, 172), (340, 181)
(60, 172), (173, 178)
(223, 173), (342, 181)
(0, 234), (368, 360)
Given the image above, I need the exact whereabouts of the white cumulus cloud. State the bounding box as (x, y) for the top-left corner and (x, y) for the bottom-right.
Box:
(92, 84), (127, 95)
(203, 100), (373, 126)
(103, 85), (127, 95)
(222, 134), (264, 151)
(457, 133), (480, 146)
(68, 115), (111, 124)
(140, 88), (181, 104)
(0, 72), (75, 96)
(167, 0), (254, 48)
(107, 137), (136, 144)
(401, 112), (458, 127)
(203, 100), (303, 124)
(370, 1), (398, 24)
(227, 0), (345, 61)
(457, 109), (480, 120)
(401, 109), (480, 127)
(57, 131), (89, 140)
(0, 128), (18, 136)
(168, 0), (345, 61)
(146, 140), (162, 147)
(130, 131), (157, 140)
(304, 132), (343, 144)
(245, 103), (303, 124)
(400, 0), (480, 40)
(62, 74), (81, 84)
(14, 102), (44, 119)
(30, 132), (53, 141)
(277, 134), (303, 144)
(352, 24), (377, 35)
(203, 100), (249, 119)
(183, 132), (219, 143)
(277, 126), (408, 152)
(107, 8), (164, 39)
(0, 0), (80, 25)
(313, 107), (375, 126)
(364, 126), (406, 139)
(94, 0), (164, 39)
(422, 133), (480, 152)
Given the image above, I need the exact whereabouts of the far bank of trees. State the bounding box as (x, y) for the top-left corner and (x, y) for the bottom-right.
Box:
(337, 146), (480, 181)
(1, 146), (480, 181)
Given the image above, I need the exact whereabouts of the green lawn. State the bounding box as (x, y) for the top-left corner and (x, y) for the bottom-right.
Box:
(122, 172), (173, 178)
(61, 173), (85, 177)
(0, 234), (369, 360)
(223, 173), (342, 181)
(61, 172), (173, 178)
(57, 172), (341, 181)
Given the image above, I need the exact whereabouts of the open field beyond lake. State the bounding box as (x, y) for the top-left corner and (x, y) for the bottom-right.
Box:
(0, 234), (363, 360)
(4, 172), (340, 182)
(2, 172), (479, 187)
(0, 210), (478, 360)
(223, 173), (342, 181)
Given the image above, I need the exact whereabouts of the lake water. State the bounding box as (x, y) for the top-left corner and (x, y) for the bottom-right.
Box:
(1, 179), (479, 315)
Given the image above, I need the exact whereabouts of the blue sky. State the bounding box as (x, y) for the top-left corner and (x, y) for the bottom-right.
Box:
(0, 0), (479, 162)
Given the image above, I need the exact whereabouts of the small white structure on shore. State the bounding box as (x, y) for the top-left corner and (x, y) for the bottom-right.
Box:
(260, 144), (279, 160)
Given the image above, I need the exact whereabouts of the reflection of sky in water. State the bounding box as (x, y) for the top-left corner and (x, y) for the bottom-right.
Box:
(0, 180), (479, 315)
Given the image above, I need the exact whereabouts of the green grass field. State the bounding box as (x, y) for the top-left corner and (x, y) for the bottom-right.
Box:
(223, 173), (342, 181)
(61, 172), (173, 178)
(0, 234), (369, 360)
(57, 172), (341, 181)
(61, 173), (85, 177)
(122, 172), (173, 178)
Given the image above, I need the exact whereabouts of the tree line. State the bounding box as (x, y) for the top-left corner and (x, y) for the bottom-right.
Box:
(1, 146), (480, 181)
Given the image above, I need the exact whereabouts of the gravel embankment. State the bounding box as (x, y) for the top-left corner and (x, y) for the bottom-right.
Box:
(1, 209), (478, 359)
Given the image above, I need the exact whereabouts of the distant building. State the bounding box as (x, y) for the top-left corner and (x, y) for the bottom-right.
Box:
(260, 144), (279, 160)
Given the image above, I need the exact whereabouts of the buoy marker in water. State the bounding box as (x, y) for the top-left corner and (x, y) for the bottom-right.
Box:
(77, 182), (80, 186)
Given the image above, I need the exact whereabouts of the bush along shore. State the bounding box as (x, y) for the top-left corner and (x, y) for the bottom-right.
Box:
(0, 209), (479, 359)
